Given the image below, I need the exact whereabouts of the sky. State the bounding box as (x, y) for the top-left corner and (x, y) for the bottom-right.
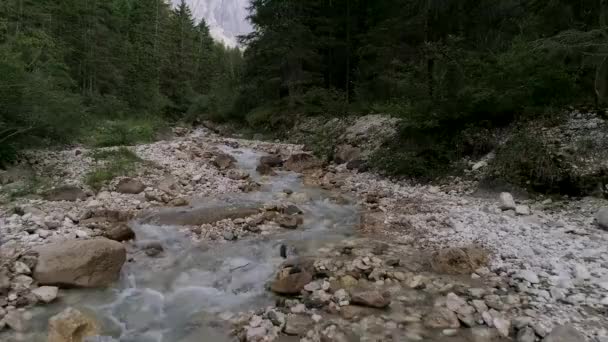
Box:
(172, 0), (252, 47)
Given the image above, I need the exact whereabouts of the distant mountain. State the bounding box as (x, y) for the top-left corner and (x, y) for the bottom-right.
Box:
(172, 0), (252, 47)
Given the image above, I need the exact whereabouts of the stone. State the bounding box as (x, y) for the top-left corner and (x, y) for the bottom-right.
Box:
(34, 238), (126, 288)
(222, 231), (236, 241)
(32, 286), (59, 303)
(12, 274), (34, 291)
(424, 308), (460, 329)
(493, 315), (511, 337)
(276, 215), (303, 229)
(596, 207), (608, 230)
(573, 264), (591, 280)
(48, 307), (99, 342)
(267, 310), (286, 328)
(44, 186), (87, 202)
(212, 152), (236, 170)
(284, 153), (322, 173)
(0, 269), (10, 294)
(431, 246), (489, 275)
(499, 192), (516, 210)
(515, 205), (531, 216)
(271, 267), (313, 295)
(346, 160), (369, 172)
(445, 293), (468, 313)
(543, 325), (585, 342)
(169, 197), (189, 207)
(256, 164), (276, 176)
(284, 314), (313, 336)
(259, 155), (283, 168)
(13, 261), (31, 275)
(225, 169), (249, 180)
(340, 275), (358, 288)
(349, 289), (390, 308)
(517, 327), (536, 342)
(103, 223), (135, 242)
(116, 178), (145, 194)
(516, 270), (540, 284)
(283, 205), (303, 215)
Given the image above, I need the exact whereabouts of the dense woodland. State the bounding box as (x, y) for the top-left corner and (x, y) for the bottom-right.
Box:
(2, 0), (608, 190)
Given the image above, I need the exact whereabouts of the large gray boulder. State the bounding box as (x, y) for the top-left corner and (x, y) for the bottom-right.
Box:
(34, 238), (126, 288)
(596, 207), (608, 230)
(44, 185), (87, 202)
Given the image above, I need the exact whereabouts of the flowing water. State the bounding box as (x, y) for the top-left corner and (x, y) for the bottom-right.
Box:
(13, 146), (360, 342)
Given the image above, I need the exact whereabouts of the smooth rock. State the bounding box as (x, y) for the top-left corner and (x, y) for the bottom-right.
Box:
(13, 261), (31, 275)
(499, 192), (516, 210)
(103, 223), (135, 242)
(349, 289), (390, 308)
(271, 268), (313, 295)
(517, 327), (536, 342)
(284, 314), (313, 336)
(515, 205), (531, 216)
(424, 308), (460, 329)
(516, 270), (540, 284)
(596, 207), (608, 230)
(34, 238), (126, 288)
(32, 286), (59, 303)
(48, 307), (99, 342)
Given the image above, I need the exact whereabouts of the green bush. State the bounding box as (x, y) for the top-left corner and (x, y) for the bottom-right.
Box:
(85, 147), (143, 190)
(89, 119), (164, 147)
(490, 130), (571, 193)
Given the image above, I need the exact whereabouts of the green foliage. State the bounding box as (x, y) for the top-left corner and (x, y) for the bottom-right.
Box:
(491, 130), (571, 193)
(85, 147), (142, 190)
(89, 119), (163, 147)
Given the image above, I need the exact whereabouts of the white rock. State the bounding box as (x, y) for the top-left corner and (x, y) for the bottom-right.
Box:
(13, 261), (31, 275)
(472, 161), (487, 171)
(499, 192), (516, 210)
(290, 304), (306, 314)
(516, 270), (540, 284)
(493, 316), (511, 337)
(32, 286), (59, 303)
(573, 264), (591, 280)
(445, 293), (467, 313)
(86, 200), (102, 208)
(515, 205), (531, 216)
(596, 207), (608, 230)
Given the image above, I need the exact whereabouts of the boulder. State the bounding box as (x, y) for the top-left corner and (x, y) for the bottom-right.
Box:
(259, 155), (283, 168)
(499, 192), (516, 210)
(116, 178), (145, 194)
(284, 314), (313, 336)
(346, 159), (369, 172)
(34, 238), (126, 288)
(349, 289), (391, 308)
(48, 307), (99, 342)
(256, 164), (276, 176)
(103, 223), (135, 242)
(212, 152), (236, 170)
(596, 207), (608, 230)
(334, 144), (362, 164)
(32, 286), (59, 303)
(225, 169), (250, 180)
(431, 246), (489, 275)
(276, 215), (303, 229)
(271, 266), (313, 295)
(44, 186), (87, 202)
(284, 153), (322, 173)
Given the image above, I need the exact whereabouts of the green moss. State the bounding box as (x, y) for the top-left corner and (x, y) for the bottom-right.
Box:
(84, 147), (143, 191)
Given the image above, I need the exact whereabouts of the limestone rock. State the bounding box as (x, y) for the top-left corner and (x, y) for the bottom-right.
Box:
(212, 152), (236, 170)
(32, 286), (59, 303)
(349, 289), (391, 308)
(225, 169), (250, 180)
(103, 223), (135, 242)
(499, 192), (516, 210)
(48, 307), (99, 342)
(34, 238), (126, 288)
(276, 215), (303, 229)
(259, 155), (283, 168)
(116, 178), (145, 194)
(334, 145), (362, 164)
(271, 267), (313, 295)
(284, 314), (313, 336)
(596, 207), (608, 230)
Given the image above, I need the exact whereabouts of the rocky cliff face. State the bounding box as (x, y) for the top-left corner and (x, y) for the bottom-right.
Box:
(175, 0), (252, 47)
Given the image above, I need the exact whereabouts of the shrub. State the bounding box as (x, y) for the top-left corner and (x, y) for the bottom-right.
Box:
(85, 147), (143, 190)
(89, 119), (163, 147)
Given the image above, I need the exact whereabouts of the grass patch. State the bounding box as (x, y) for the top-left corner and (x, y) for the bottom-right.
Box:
(0, 174), (51, 201)
(85, 147), (143, 191)
(87, 118), (166, 147)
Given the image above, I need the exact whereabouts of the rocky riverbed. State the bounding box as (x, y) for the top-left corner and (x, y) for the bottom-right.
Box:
(0, 127), (607, 342)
